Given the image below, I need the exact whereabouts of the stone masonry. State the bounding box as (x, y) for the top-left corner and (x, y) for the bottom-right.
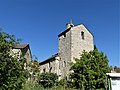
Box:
(58, 22), (94, 79)
(40, 21), (94, 80)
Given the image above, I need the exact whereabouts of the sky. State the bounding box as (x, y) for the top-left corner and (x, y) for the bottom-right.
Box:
(0, 0), (119, 66)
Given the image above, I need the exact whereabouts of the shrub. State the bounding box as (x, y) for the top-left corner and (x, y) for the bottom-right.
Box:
(38, 72), (58, 88)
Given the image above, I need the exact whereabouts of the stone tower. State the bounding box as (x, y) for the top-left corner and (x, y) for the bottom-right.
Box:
(58, 21), (94, 79)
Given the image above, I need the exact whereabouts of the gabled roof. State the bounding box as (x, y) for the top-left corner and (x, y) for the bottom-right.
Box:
(14, 44), (28, 49)
(58, 28), (71, 37)
(40, 53), (58, 65)
(58, 23), (94, 37)
(13, 44), (32, 60)
(75, 23), (94, 37)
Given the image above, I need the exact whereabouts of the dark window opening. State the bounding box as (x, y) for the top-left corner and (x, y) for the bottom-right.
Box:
(43, 68), (46, 73)
(49, 62), (50, 68)
(64, 61), (66, 67)
(65, 76), (67, 81)
(81, 31), (84, 40)
(49, 67), (52, 73)
(59, 61), (60, 69)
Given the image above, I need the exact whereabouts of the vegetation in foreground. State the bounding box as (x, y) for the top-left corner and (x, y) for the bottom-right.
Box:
(70, 49), (111, 90)
(0, 30), (118, 90)
(22, 81), (44, 90)
(0, 30), (27, 89)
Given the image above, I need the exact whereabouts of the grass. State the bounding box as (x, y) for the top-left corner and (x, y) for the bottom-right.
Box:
(22, 81), (44, 90)
(22, 81), (105, 90)
(22, 81), (75, 90)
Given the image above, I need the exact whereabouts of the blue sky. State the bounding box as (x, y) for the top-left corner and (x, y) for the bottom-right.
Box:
(0, 0), (119, 66)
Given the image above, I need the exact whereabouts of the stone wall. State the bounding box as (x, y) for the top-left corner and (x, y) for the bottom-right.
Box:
(58, 30), (71, 78)
(71, 24), (94, 62)
(40, 56), (61, 79)
(58, 24), (94, 79)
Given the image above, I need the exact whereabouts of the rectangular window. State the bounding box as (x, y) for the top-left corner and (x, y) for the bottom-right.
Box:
(64, 61), (66, 67)
(49, 62), (50, 68)
(81, 31), (84, 40)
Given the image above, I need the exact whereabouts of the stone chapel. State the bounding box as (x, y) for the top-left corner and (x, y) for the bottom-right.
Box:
(40, 21), (94, 80)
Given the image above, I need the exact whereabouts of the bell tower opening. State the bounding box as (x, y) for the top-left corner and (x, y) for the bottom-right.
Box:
(81, 31), (84, 40)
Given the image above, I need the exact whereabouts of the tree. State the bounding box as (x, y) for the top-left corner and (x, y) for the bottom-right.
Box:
(38, 72), (58, 88)
(28, 59), (40, 81)
(70, 49), (111, 90)
(0, 30), (26, 90)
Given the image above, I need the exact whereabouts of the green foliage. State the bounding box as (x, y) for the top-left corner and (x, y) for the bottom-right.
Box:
(30, 59), (40, 76)
(38, 72), (58, 88)
(70, 49), (111, 89)
(26, 59), (40, 81)
(22, 81), (44, 90)
(23, 79), (74, 90)
(0, 30), (26, 90)
(58, 79), (66, 86)
(51, 85), (75, 90)
(58, 79), (74, 89)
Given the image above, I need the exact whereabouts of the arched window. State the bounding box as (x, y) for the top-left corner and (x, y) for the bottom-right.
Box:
(64, 61), (66, 67)
(81, 31), (84, 40)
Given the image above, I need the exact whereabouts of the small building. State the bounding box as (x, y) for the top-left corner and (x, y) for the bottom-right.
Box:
(40, 53), (61, 80)
(12, 44), (32, 61)
(106, 73), (120, 90)
(12, 44), (33, 80)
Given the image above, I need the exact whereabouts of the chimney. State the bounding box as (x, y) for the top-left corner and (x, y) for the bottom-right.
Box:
(66, 20), (74, 29)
